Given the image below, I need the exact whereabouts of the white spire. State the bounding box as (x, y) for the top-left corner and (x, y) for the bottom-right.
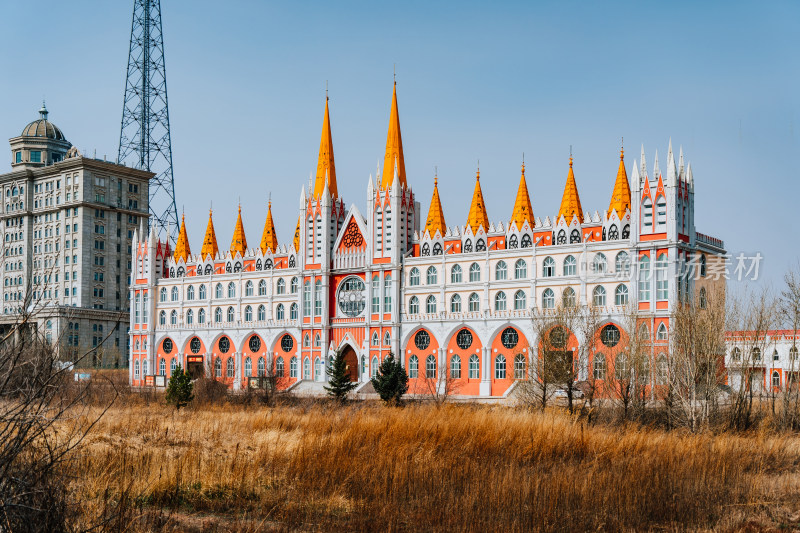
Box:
(653, 149), (660, 179)
(299, 184), (306, 207)
(678, 146), (685, 180)
(631, 160), (640, 193)
(640, 144), (648, 179)
(667, 139), (677, 186)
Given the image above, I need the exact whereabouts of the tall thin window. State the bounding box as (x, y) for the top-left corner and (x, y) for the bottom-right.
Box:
(656, 253), (668, 300)
(451, 264), (462, 283)
(383, 274), (392, 313)
(303, 280), (311, 316)
(639, 255), (651, 302)
(371, 275), (380, 314)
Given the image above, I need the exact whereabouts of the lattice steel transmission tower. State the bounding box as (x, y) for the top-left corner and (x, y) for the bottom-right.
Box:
(118, 0), (178, 241)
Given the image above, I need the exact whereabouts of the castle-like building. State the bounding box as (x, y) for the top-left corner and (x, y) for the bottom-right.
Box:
(130, 84), (725, 397)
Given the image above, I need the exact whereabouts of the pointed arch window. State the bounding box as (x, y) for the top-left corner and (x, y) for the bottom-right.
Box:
(408, 355), (419, 378)
(469, 262), (481, 282)
(514, 290), (527, 310)
(290, 357), (298, 378)
(468, 292), (480, 312)
(234, 262), (242, 273)
(562, 287), (576, 307)
(421, 243), (430, 256)
(563, 255), (577, 276)
(204, 264), (213, 275)
(495, 261), (508, 280)
(593, 253), (607, 274)
(426, 295), (437, 314)
(543, 256), (555, 277)
(225, 263), (232, 273)
(215, 283), (223, 299)
(170, 310), (177, 325)
(450, 264), (462, 283)
(556, 230), (566, 245)
(450, 293), (462, 313)
(290, 303), (298, 320)
(186, 309), (194, 325)
(227, 306), (235, 322)
(314, 334), (321, 347)
(186, 285), (195, 300)
(495, 354), (507, 379)
(199, 284), (207, 299)
(570, 229), (581, 243)
(432, 242), (443, 255)
(615, 284), (629, 306)
(476, 239), (486, 252)
(227, 282), (236, 298)
(699, 287), (707, 309)
(592, 286), (606, 307)
(656, 322), (668, 341)
(169, 287), (178, 301)
(426, 266), (438, 285)
(276, 303), (285, 320)
(245, 280), (254, 296)
(372, 331), (380, 346)
(258, 305), (266, 321)
(463, 239), (473, 253)
(290, 277), (299, 293)
(384, 331), (391, 346)
(608, 224), (619, 240)
(408, 296), (419, 314)
(541, 288), (555, 309)
(622, 224), (630, 239)
(426, 355), (437, 378)
(508, 234), (518, 249)
(256, 259), (263, 271)
(450, 354), (462, 379)
(495, 291), (507, 311)
(265, 258), (273, 270)
(699, 254), (707, 277)
(469, 354), (480, 379)
(515, 259), (527, 279)
(409, 267), (420, 286)
(303, 334), (310, 348)
(159, 310), (166, 326)
(615, 251), (630, 275)
(514, 354), (526, 379)
(244, 305), (253, 321)
(159, 287), (167, 302)
(198, 308), (206, 323)
(521, 234), (532, 248)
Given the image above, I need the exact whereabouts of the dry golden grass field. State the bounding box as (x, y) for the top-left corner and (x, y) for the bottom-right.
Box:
(59, 386), (800, 533)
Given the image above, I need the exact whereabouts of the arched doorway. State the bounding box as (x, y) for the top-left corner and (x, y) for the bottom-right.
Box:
(340, 345), (359, 382)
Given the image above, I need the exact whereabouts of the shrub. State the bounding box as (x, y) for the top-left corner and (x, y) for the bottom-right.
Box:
(165, 365), (194, 409)
(371, 352), (408, 405)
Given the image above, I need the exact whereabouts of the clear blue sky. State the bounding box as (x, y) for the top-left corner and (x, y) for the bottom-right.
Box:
(0, 1), (797, 287)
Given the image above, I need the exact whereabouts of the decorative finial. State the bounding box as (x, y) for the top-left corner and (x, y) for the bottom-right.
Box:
(477, 159), (480, 180)
(434, 166), (438, 186)
(325, 80), (328, 100)
(268, 191), (272, 208)
(393, 63), (396, 84)
(621, 137), (624, 160)
(522, 152), (525, 174)
(569, 146), (573, 168)
(39, 100), (48, 119)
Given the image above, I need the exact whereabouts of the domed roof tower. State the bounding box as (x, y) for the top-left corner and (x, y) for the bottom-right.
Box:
(9, 103), (72, 169)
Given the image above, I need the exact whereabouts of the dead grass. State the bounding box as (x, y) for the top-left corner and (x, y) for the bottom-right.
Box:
(58, 396), (800, 532)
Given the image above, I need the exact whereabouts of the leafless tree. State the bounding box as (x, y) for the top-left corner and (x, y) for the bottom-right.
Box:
(778, 267), (800, 430)
(669, 284), (729, 431)
(606, 305), (650, 421)
(419, 352), (461, 406)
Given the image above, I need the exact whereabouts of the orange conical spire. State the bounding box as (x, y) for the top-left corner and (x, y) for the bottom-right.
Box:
(558, 156), (584, 224)
(293, 215), (301, 252)
(313, 97), (337, 199)
(200, 209), (219, 259)
(466, 169), (489, 233)
(510, 162), (534, 229)
(381, 82), (407, 190)
(260, 200), (279, 254)
(424, 174), (446, 237)
(173, 213), (191, 263)
(230, 205), (248, 256)
(608, 146), (631, 220)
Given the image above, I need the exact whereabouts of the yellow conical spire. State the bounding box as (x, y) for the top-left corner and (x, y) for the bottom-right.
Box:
(381, 82), (407, 190)
(173, 213), (191, 263)
(260, 200), (279, 254)
(466, 169), (489, 234)
(608, 146), (631, 220)
(293, 215), (300, 252)
(424, 175), (446, 237)
(558, 156), (584, 224)
(509, 162), (534, 230)
(313, 97), (337, 199)
(230, 205), (248, 256)
(200, 209), (219, 259)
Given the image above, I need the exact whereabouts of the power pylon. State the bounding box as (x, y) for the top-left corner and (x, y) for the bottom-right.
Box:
(118, 0), (178, 241)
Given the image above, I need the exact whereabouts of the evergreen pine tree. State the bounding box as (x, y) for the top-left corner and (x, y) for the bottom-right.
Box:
(371, 352), (409, 405)
(165, 365), (194, 409)
(324, 349), (358, 402)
